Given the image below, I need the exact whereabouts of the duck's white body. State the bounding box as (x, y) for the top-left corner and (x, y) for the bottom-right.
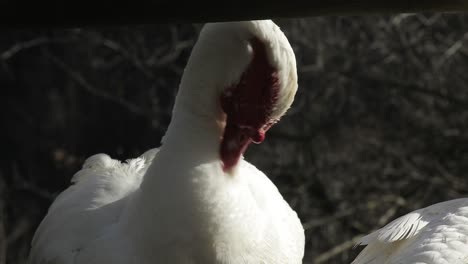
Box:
(352, 198), (468, 264)
(29, 20), (305, 264)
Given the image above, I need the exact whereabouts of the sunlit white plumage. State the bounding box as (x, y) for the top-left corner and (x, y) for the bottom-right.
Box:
(352, 198), (468, 264)
(29, 20), (305, 264)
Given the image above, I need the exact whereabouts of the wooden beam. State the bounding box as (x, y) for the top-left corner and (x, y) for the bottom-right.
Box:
(1, 0), (468, 28)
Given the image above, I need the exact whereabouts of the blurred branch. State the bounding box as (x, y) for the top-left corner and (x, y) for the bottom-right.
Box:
(377, 196), (406, 226)
(313, 235), (363, 264)
(269, 130), (316, 142)
(147, 26), (195, 67)
(395, 23), (426, 70)
(358, 71), (468, 108)
(303, 208), (354, 230)
(0, 174), (5, 264)
(88, 32), (193, 81)
(149, 40), (193, 67)
(0, 219), (4, 264)
(14, 182), (55, 202)
(47, 53), (148, 117)
(435, 161), (468, 192)
(99, 38), (155, 79)
(1, 38), (50, 61)
(10, 163), (55, 202)
(1, 37), (71, 61)
(436, 32), (468, 68)
(5, 218), (29, 248)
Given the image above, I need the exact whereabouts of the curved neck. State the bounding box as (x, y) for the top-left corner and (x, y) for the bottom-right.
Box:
(161, 107), (223, 160)
(121, 77), (228, 219)
(145, 93), (225, 186)
(160, 72), (226, 154)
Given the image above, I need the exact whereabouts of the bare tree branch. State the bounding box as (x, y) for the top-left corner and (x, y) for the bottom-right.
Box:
(99, 37), (155, 79)
(1, 37), (72, 61)
(0, 174), (6, 264)
(303, 208), (354, 230)
(357, 71), (468, 108)
(47, 53), (148, 117)
(313, 235), (363, 264)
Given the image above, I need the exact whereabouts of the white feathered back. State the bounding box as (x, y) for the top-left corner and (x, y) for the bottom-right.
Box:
(29, 149), (159, 264)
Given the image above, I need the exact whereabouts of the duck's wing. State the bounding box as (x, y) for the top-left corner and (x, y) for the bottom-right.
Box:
(29, 148), (159, 264)
(352, 198), (468, 264)
(240, 161), (305, 263)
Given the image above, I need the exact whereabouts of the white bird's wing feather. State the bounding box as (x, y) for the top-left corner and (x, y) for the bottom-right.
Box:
(29, 148), (159, 264)
(240, 161), (305, 263)
(359, 210), (429, 245)
(351, 210), (428, 264)
(352, 198), (468, 264)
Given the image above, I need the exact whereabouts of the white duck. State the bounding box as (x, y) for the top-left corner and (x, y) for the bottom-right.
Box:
(29, 20), (305, 264)
(352, 198), (468, 264)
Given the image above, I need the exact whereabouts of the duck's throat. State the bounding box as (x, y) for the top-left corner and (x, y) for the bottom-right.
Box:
(219, 122), (254, 172)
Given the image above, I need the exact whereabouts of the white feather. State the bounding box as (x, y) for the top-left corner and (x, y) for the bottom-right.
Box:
(352, 198), (468, 264)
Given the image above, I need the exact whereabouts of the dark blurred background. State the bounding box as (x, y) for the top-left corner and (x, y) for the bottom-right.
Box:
(1, 13), (468, 264)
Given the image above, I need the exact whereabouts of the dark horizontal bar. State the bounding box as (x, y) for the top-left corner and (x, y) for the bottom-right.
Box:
(1, 0), (468, 29)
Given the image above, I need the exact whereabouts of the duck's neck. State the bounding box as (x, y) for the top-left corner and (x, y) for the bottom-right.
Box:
(121, 82), (232, 234)
(157, 106), (224, 168)
(143, 98), (225, 190)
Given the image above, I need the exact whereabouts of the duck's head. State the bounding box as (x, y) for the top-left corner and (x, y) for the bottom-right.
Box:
(178, 20), (298, 172)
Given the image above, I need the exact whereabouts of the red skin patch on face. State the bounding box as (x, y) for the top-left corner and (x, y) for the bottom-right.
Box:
(219, 37), (280, 172)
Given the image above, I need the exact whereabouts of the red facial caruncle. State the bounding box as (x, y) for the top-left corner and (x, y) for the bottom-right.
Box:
(219, 37), (280, 172)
